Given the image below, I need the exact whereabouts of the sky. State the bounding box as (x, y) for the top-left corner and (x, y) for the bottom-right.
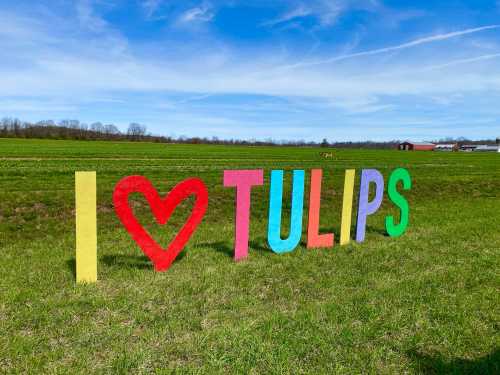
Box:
(1, 0), (500, 142)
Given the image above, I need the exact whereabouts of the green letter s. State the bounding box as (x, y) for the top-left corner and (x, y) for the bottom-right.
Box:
(385, 168), (411, 237)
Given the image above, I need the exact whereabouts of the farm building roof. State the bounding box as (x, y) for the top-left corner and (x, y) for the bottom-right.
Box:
(475, 145), (500, 151)
(401, 141), (435, 146)
(435, 144), (456, 148)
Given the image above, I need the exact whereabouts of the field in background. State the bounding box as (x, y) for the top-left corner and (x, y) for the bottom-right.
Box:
(0, 138), (499, 373)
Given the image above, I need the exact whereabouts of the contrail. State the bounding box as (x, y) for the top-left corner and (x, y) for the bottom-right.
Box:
(280, 25), (500, 70)
(421, 53), (500, 71)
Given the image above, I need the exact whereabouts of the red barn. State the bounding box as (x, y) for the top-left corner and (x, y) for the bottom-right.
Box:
(398, 141), (435, 151)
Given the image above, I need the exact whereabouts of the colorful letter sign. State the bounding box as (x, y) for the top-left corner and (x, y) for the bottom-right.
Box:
(74, 167), (412, 280)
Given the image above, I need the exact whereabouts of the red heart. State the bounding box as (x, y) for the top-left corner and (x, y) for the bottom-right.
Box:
(113, 176), (208, 272)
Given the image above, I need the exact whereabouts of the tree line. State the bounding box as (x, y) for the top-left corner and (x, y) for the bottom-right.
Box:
(0, 117), (497, 148)
(431, 136), (500, 145)
(0, 118), (158, 142)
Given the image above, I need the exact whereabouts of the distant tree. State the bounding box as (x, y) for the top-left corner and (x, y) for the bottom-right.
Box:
(36, 120), (55, 127)
(496, 137), (500, 145)
(104, 124), (120, 136)
(0, 118), (11, 136)
(127, 123), (147, 140)
(320, 138), (329, 148)
(12, 118), (22, 137)
(90, 122), (104, 133)
(69, 120), (80, 130)
(60, 119), (80, 129)
(78, 123), (89, 139)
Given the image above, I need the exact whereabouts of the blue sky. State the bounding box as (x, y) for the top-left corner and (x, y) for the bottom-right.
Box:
(1, 0), (500, 141)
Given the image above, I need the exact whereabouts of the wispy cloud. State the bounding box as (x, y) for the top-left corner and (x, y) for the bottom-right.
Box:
(0, 99), (77, 113)
(263, 0), (378, 28)
(141, 0), (163, 19)
(76, 0), (108, 32)
(262, 6), (312, 27)
(380, 8), (428, 28)
(422, 53), (500, 71)
(0, 11), (57, 44)
(316, 1), (345, 26)
(281, 24), (500, 69)
(2, 15), (500, 106)
(1, 1), (500, 140)
(178, 3), (214, 23)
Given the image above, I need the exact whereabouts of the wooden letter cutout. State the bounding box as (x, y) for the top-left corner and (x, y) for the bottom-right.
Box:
(75, 171), (97, 283)
(113, 176), (208, 272)
(223, 170), (264, 261)
(340, 169), (356, 246)
(267, 170), (305, 253)
(356, 169), (384, 243)
(307, 169), (334, 249)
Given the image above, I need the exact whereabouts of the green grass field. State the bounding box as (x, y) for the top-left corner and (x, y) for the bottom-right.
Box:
(0, 138), (498, 374)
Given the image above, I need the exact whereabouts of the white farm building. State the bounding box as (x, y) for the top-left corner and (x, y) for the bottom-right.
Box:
(474, 145), (500, 152)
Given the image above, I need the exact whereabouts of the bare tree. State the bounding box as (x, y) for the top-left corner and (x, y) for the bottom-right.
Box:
(90, 122), (104, 133)
(104, 124), (120, 136)
(127, 123), (147, 140)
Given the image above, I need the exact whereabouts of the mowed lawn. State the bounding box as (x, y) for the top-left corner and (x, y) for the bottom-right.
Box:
(0, 138), (498, 374)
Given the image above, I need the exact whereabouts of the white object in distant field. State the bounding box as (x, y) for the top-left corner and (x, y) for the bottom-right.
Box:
(474, 145), (500, 152)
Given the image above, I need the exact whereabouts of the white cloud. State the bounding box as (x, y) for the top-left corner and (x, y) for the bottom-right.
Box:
(280, 24), (500, 69)
(328, 97), (395, 114)
(262, 6), (312, 27)
(0, 99), (77, 113)
(379, 8), (427, 29)
(141, 0), (163, 18)
(76, 0), (108, 32)
(421, 53), (500, 71)
(0, 11), (57, 44)
(1, 3), (500, 140)
(263, 0), (378, 28)
(4, 46), (498, 105)
(178, 4), (214, 23)
(316, 1), (345, 26)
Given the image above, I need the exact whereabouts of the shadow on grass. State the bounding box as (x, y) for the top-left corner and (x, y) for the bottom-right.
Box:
(195, 241), (233, 258)
(195, 238), (273, 257)
(407, 348), (499, 374)
(66, 258), (76, 280)
(101, 254), (153, 269)
(101, 252), (186, 269)
(65, 251), (188, 277)
(310, 225), (389, 240)
(320, 227), (341, 239)
(249, 238), (272, 253)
